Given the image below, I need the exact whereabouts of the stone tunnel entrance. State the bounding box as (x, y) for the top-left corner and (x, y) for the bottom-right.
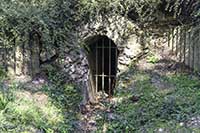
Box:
(86, 35), (118, 96)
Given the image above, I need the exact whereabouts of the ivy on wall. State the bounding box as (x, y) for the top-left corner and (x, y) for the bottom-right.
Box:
(0, 0), (199, 60)
(78, 0), (200, 24)
(0, 0), (77, 52)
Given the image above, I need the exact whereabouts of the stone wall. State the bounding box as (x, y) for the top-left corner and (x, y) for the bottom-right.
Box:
(0, 34), (41, 77)
(0, 14), (150, 104)
(79, 15), (147, 74)
(2, 13), (199, 104)
(62, 14), (148, 103)
(0, 47), (17, 75)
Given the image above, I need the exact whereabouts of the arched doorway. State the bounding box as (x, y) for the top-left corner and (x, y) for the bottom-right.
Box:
(85, 35), (118, 96)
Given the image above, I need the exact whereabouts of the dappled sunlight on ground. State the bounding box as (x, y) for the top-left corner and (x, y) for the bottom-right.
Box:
(0, 86), (64, 131)
(75, 44), (200, 132)
(0, 44), (200, 132)
(0, 78), (82, 132)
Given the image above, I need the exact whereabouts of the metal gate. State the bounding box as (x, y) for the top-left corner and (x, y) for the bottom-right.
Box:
(87, 36), (118, 96)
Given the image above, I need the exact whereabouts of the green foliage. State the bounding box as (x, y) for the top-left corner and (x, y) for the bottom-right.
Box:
(95, 70), (200, 132)
(0, 0), (78, 57)
(0, 0), (199, 62)
(0, 77), (81, 132)
(0, 0), (200, 132)
(78, 0), (200, 24)
(0, 66), (6, 80)
(146, 53), (159, 64)
(0, 93), (10, 111)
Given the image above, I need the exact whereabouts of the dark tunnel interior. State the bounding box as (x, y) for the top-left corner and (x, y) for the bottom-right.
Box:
(86, 36), (118, 96)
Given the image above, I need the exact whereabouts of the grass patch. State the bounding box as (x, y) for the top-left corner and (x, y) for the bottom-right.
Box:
(146, 53), (159, 64)
(0, 81), (82, 132)
(1, 64), (200, 132)
(96, 70), (200, 132)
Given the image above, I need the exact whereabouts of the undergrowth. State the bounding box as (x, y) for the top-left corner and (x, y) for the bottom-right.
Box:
(96, 70), (200, 132)
(0, 66), (82, 133)
(1, 62), (200, 132)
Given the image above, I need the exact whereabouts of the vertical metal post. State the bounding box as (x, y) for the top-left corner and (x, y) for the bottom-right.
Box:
(102, 38), (104, 93)
(192, 29), (195, 70)
(172, 28), (174, 52)
(168, 30), (170, 47)
(114, 44), (118, 95)
(109, 39), (111, 96)
(175, 27), (179, 56)
(96, 42), (98, 94)
(188, 31), (191, 68)
(198, 29), (200, 71)
(183, 28), (186, 64)
(179, 28), (182, 62)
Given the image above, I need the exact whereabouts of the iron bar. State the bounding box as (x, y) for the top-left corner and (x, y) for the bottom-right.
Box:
(179, 28), (183, 62)
(172, 28), (174, 52)
(91, 37), (118, 96)
(183, 28), (186, 64)
(102, 38), (104, 93)
(95, 42), (98, 94)
(175, 27), (179, 56)
(115, 43), (118, 95)
(198, 30), (200, 71)
(109, 39), (111, 96)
